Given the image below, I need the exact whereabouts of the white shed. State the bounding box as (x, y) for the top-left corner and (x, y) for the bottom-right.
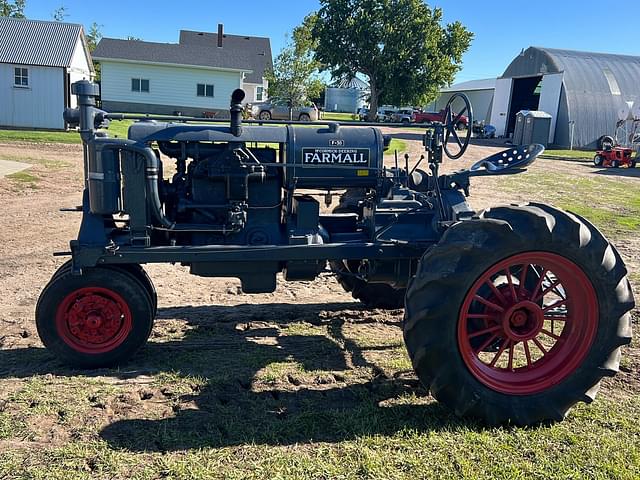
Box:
(426, 78), (496, 123)
(0, 17), (93, 130)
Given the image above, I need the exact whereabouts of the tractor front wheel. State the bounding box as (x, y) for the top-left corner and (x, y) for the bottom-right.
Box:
(36, 267), (154, 368)
(593, 154), (603, 167)
(404, 203), (634, 425)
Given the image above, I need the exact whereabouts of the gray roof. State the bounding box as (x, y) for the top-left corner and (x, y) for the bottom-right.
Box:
(502, 46), (640, 148)
(0, 16), (90, 69)
(180, 30), (272, 84)
(331, 76), (370, 90)
(94, 30), (272, 84)
(442, 78), (496, 92)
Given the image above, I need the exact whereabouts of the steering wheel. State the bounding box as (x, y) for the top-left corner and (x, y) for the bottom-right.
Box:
(443, 93), (473, 159)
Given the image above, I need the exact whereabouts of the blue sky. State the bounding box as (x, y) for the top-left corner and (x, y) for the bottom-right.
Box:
(25, 0), (640, 84)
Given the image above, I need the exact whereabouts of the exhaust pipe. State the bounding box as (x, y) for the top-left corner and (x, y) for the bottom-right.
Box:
(230, 89), (245, 137)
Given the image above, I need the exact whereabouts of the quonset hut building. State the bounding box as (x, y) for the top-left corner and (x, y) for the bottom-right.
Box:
(489, 47), (640, 148)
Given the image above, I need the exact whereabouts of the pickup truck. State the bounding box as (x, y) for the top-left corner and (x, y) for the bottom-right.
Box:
(414, 109), (468, 129)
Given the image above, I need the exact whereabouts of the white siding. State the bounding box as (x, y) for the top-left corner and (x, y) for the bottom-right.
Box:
(0, 63), (64, 129)
(243, 80), (268, 103)
(68, 36), (92, 108)
(100, 61), (243, 110)
(433, 89), (495, 123)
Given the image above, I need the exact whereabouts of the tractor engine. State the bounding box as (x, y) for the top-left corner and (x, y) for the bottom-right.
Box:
(145, 122), (387, 250)
(80, 92), (447, 293)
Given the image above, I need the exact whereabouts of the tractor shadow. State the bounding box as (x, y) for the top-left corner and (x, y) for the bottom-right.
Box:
(0, 302), (475, 451)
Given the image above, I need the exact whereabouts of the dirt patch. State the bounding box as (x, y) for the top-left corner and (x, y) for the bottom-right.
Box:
(0, 134), (637, 474)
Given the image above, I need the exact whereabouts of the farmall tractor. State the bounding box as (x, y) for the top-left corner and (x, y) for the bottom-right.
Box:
(36, 81), (634, 426)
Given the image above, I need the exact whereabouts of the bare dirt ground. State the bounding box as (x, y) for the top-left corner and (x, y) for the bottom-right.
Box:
(0, 135), (637, 478)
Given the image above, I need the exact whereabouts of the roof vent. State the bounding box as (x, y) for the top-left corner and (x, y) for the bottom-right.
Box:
(217, 23), (223, 48)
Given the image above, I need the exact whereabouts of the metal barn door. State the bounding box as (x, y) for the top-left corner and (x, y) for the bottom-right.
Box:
(538, 73), (564, 144)
(490, 78), (513, 137)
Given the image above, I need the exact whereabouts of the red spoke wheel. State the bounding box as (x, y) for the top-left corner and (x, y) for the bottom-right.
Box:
(458, 252), (598, 395)
(404, 204), (634, 425)
(36, 266), (154, 368)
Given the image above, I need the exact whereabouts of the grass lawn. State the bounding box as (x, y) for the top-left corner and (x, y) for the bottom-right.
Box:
(0, 128), (82, 144)
(498, 170), (640, 235)
(387, 138), (407, 154)
(322, 112), (358, 122)
(543, 149), (593, 159)
(0, 121), (133, 144)
(0, 139), (637, 479)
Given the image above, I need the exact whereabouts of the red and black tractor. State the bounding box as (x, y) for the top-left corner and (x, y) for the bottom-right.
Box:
(593, 146), (636, 168)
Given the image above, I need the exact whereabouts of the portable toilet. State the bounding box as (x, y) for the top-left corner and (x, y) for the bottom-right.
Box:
(522, 111), (552, 147)
(513, 111), (527, 145)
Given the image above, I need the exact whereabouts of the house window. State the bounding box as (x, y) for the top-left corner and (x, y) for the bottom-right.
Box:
(256, 86), (264, 102)
(14, 67), (28, 87)
(197, 83), (214, 97)
(131, 78), (150, 92)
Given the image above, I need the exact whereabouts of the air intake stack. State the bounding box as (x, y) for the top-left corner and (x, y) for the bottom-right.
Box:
(230, 89), (245, 137)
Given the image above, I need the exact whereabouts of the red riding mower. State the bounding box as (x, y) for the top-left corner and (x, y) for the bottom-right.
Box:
(593, 145), (636, 168)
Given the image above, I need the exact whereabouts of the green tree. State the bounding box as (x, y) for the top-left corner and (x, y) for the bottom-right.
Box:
(310, 0), (472, 120)
(52, 5), (67, 21)
(264, 34), (324, 119)
(86, 22), (102, 80)
(1, 0), (26, 18)
(86, 22), (102, 52)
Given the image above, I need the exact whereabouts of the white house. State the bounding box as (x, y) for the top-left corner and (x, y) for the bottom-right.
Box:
(0, 17), (94, 130)
(93, 24), (272, 117)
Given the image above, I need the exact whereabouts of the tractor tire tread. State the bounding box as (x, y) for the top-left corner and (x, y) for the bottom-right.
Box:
(403, 202), (634, 425)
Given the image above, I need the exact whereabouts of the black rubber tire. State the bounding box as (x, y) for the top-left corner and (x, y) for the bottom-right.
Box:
(631, 160), (637, 169)
(259, 111), (272, 120)
(36, 267), (154, 368)
(612, 160), (620, 168)
(404, 203), (634, 425)
(329, 188), (406, 310)
(593, 154), (603, 167)
(47, 261), (157, 319)
(331, 260), (406, 309)
(456, 121), (466, 131)
(114, 264), (158, 319)
(598, 135), (615, 150)
(298, 113), (311, 122)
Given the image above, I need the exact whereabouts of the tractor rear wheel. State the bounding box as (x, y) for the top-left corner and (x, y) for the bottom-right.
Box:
(330, 188), (406, 309)
(404, 203), (634, 425)
(36, 267), (154, 368)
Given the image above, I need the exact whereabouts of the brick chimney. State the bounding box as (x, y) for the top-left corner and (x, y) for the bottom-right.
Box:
(217, 23), (223, 48)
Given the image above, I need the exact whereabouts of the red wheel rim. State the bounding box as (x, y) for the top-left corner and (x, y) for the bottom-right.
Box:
(55, 287), (133, 354)
(457, 252), (598, 395)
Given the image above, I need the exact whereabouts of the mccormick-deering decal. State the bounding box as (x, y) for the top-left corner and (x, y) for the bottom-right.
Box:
(302, 148), (370, 165)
